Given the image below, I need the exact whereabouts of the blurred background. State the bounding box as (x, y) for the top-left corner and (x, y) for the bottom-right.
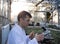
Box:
(0, 0), (60, 44)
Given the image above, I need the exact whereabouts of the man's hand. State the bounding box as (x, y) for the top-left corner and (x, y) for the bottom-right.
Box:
(29, 31), (35, 39)
(35, 33), (44, 41)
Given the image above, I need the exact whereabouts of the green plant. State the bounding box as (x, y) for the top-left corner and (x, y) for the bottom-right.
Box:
(25, 28), (60, 44)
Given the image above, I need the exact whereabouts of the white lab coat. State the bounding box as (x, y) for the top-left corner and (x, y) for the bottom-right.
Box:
(7, 24), (38, 44)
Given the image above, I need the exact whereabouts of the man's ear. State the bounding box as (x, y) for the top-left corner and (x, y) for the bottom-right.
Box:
(19, 18), (23, 21)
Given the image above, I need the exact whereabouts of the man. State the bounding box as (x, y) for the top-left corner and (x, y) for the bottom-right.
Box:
(7, 11), (44, 44)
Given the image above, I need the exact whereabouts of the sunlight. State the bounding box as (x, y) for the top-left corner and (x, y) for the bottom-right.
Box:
(11, 0), (49, 23)
(11, 0), (32, 22)
(53, 10), (58, 24)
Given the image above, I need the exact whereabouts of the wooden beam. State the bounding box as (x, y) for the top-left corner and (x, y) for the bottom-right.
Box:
(35, 0), (44, 7)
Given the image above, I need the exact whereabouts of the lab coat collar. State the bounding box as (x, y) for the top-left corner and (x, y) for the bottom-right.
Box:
(15, 23), (25, 33)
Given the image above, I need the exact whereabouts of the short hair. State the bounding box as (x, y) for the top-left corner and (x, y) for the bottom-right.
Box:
(17, 11), (32, 21)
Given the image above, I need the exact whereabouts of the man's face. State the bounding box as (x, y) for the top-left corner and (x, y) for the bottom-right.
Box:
(20, 15), (30, 27)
